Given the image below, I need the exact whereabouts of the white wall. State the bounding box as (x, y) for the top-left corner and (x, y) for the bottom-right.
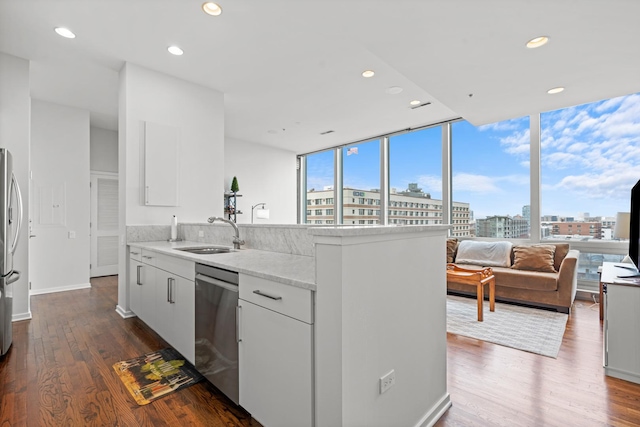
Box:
(225, 137), (297, 224)
(30, 100), (90, 294)
(121, 63), (224, 225)
(117, 62), (224, 315)
(90, 126), (118, 173)
(0, 52), (31, 320)
(314, 227), (450, 427)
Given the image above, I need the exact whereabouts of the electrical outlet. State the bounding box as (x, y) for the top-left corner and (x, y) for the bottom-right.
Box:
(379, 369), (396, 394)
(198, 230), (204, 238)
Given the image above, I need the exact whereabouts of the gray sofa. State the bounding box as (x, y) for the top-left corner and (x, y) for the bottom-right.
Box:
(446, 240), (579, 313)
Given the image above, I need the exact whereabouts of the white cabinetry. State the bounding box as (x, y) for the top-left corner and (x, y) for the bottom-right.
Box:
(154, 254), (195, 364)
(238, 273), (314, 427)
(128, 247), (195, 364)
(603, 262), (640, 384)
(129, 249), (158, 331)
(143, 121), (179, 206)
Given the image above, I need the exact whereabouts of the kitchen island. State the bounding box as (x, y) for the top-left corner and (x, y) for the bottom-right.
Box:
(122, 224), (450, 427)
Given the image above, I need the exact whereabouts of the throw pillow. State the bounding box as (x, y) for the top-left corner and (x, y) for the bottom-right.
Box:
(512, 245), (557, 273)
(446, 238), (459, 263)
(455, 240), (513, 267)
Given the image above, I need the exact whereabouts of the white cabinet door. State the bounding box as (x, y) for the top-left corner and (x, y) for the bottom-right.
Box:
(138, 263), (157, 330)
(239, 299), (313, 427)
(129, 258), (142, 316)
(173, 275), (195, 363)
(155, 269), (176, 344)
(143, 121), (179, 206)
(605, 283), (640, 384)
(155, 269), (195, 364)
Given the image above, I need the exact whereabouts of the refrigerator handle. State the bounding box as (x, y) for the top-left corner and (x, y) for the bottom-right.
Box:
(6, 270), (20, 285)
(10, 172), (23, 254)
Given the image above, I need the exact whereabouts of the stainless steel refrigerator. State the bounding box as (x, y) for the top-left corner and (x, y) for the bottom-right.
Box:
(0, 149), (23, 356)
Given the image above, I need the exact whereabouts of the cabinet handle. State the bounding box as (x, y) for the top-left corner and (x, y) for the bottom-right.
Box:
(236, 305), (242, 343)
(131, 251), (140, 255)
(253, 290), (282, 300)
(167, 277), (176, 303)
(142, 255), (153, 260)
(136, 265), (142, 285)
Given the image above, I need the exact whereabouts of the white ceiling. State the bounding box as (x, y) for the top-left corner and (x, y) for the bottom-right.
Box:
(1, 0), (639, 154)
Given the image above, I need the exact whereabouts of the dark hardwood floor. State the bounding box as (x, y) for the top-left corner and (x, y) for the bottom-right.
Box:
(2, 276), (640, 426)
(0, 276), (260, 427)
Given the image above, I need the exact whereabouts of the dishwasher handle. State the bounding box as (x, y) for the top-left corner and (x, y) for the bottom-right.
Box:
(196, 273), (239, 292)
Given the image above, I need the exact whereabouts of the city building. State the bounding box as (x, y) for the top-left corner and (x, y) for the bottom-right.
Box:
(306, 185), (471, 236)
(476, 215), (530, 239)
(548, 221), (602, 239)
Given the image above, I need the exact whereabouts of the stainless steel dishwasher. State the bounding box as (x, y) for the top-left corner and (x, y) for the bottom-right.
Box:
(194, 263), (239, 405)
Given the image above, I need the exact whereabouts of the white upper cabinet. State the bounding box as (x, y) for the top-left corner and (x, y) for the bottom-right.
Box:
(143, 121), (179, 206)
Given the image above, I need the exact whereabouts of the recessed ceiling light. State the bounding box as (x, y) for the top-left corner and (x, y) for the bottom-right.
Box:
(526, 36), (549, 49)
(202, 2), (223, 16)
(386, 86), (403, 95)
(54, 27), (76, 39)
(168, 46), (184, 56)
(410, 100), (421, 106)
(362, 70), (375, 78)
(547, 86), (565, 94)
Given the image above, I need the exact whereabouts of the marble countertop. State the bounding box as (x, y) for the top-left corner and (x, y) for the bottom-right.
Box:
(129, 240), (316, 291)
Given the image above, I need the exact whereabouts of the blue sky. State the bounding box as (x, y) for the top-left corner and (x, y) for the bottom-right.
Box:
(306, 93), (640, 220)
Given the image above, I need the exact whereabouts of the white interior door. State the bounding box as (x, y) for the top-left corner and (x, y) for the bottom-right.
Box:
(90, 172), (119, 277)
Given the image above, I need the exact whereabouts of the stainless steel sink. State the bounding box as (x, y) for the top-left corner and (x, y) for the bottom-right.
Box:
(175, 246), (233, 255)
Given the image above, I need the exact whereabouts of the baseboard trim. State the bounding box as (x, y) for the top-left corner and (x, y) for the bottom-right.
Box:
(115, 305), (135, 319)
(605, 366), (640, 385)
(12, 311), (32, 322)
(415, 392), (452, 427)
(30, 282), (91, 296)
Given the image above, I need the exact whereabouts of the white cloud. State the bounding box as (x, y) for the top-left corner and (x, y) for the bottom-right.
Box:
(453, 173), (529, 194)
(479, 117), (527, 132)
(552, 167), (640, 200)
(415, 174), (442, 194)
(454, 173), (501, 193)
(499, 129), (530, 155)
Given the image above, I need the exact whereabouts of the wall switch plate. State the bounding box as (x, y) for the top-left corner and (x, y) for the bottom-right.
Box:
(379, 369), (396, 394)
(198, 230), (204, 238)
(68, 231), (76, 239)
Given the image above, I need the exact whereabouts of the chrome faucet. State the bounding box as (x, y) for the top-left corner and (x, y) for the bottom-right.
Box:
(207, 217), (245, 249)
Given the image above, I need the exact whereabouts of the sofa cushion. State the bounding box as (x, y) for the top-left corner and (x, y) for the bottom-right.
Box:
(512, 244), (557, 273)
(489, 267), (559, 291)
(446, 238), (459, 263)
(552, 243), (570, 272)
(455, 240), (513, 267)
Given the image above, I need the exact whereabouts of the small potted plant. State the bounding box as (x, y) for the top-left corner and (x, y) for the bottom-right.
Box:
(231, 176), (239, 194)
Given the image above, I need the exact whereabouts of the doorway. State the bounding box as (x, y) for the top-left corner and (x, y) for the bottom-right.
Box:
(90, 172), (119, 277)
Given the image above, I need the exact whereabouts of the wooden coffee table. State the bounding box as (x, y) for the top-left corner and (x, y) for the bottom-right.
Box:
(446, 263), (496, 321)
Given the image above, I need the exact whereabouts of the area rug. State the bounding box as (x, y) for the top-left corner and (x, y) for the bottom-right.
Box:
(113, 348), (203, 405)
(446, 295), (568, 358)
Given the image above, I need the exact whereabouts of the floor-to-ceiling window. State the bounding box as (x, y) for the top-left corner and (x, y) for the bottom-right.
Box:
(389, 127), (442, 226)
(297, 93), (637, 291)
(452, 117), (531, 238)
(304, 149), (334, 225)
(342, 140), (380, 225)
(540, 93), (640, 281)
